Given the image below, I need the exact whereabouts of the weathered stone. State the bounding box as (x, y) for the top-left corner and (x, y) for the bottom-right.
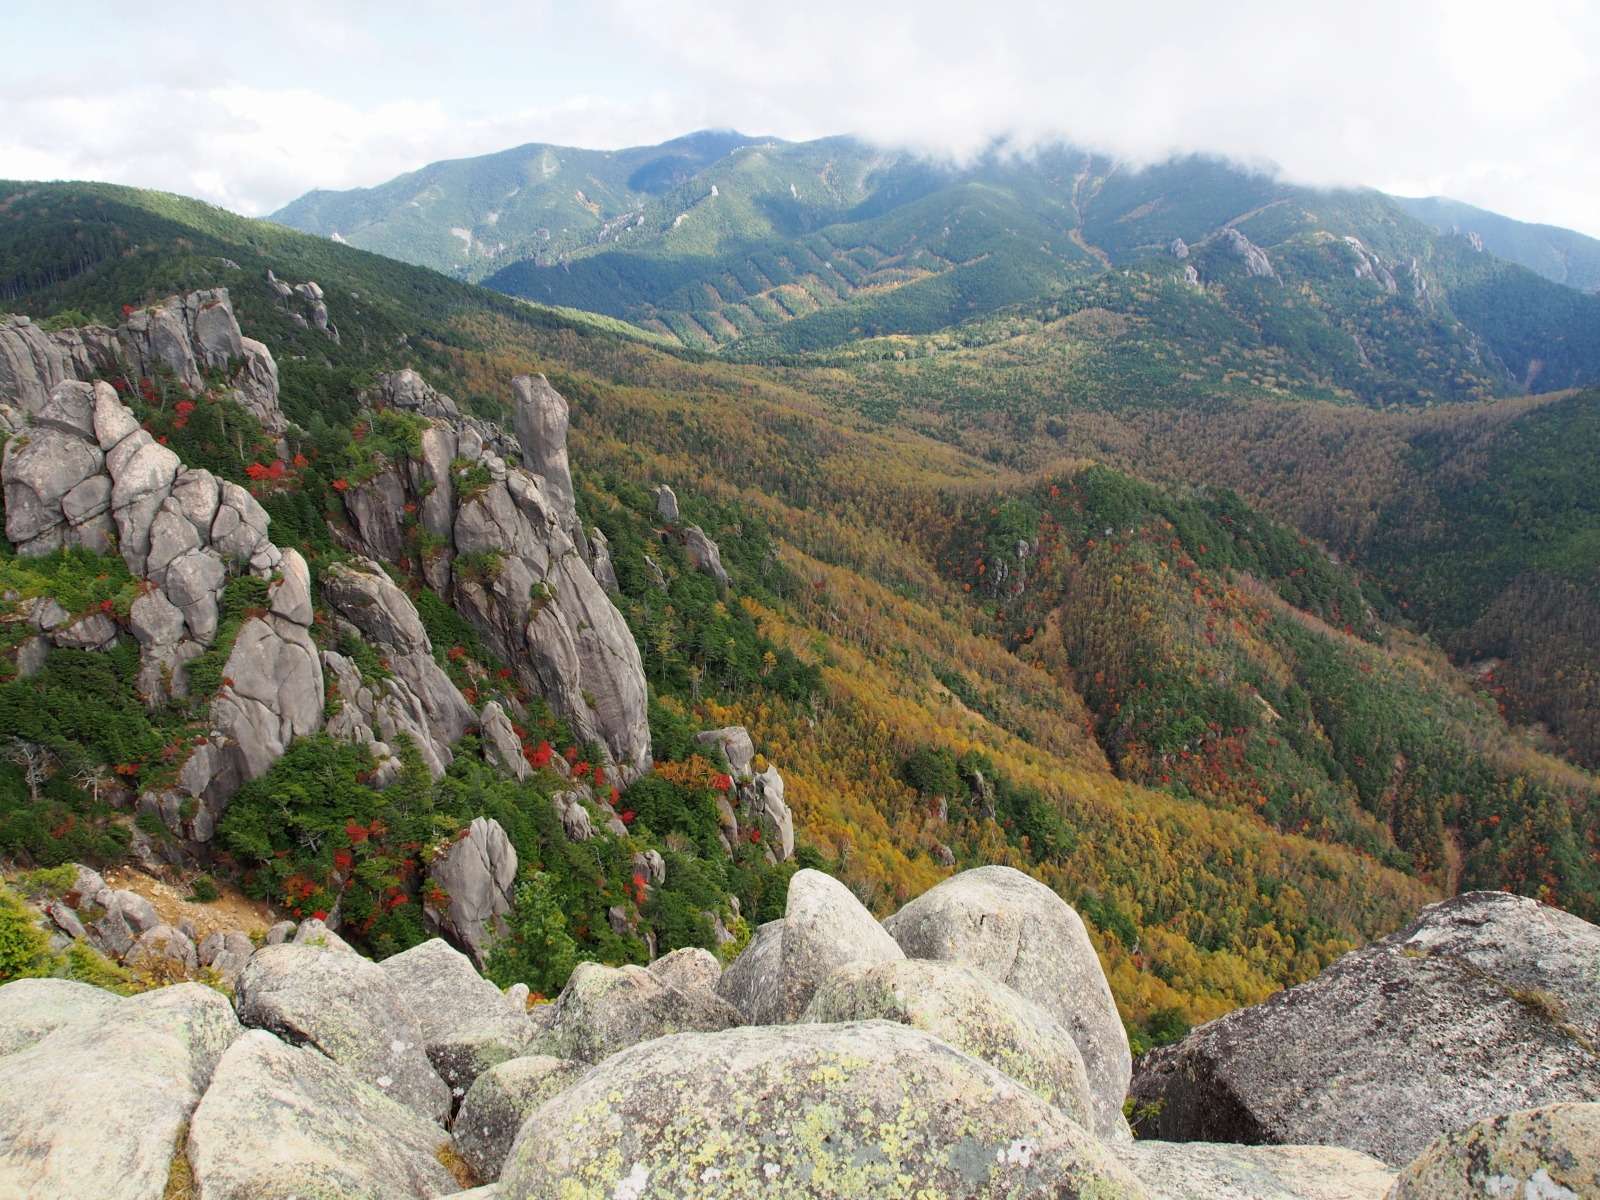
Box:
(480, 700), (531, 781)
(188, 1029), (455, 1200)
(93, 382), (140, 449)
(380, 938), (534, 1094)
(34, 379), (97, 438)
(269, 547), (314, 625)
(288, 915), (354, 953)
(684, 524), (731, 590)
(125, 922), (199, 974)
(0, 983), (240, 1200)
(264, 919), (296, 945)
(541, 961), (742, 1064)
(654, 482), (679, 524)
(1129, 891), (1600, 1166)
(455, 1055), (584, 1182)
(695, 725), (756, 778)
(424, 817), (519, 968)
(89, 887), (162, 960)
(749, 763), (794, 860)
(197, 929), (256, 985)
(129, 587), (187, 647)
(648, 946), (722, 995)
(50, 611), (117, 650)
(886, 864), (1133, 1142)
(211, 614), (324, 782)
(715, 918), (785, 1022)
(233, 942), (452, 1123)
(1387, 1102), (1600, 1200)
(511, 373), (575, 529)
(3, 424), (102, 545)
(803, 958), (1098, 1129)
(0, 977), (122, 1056)
(1115, 1142), (1396, 1200)
(499, 1021), (1148, 1200)
(1222, 227), (1277, 279)
(767, 868), (904, 1024)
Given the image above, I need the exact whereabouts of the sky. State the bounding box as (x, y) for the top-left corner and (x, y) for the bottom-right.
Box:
(4, 0), (1598, 237)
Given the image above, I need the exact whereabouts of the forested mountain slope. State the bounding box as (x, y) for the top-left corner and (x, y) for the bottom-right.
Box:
(2, 180), (1596, 1053)
(1395, 194), (1600, 293)
(272, 134), (1600, 404)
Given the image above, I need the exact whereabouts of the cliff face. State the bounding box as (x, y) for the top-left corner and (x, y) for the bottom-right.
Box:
(340, 368), (650, 778)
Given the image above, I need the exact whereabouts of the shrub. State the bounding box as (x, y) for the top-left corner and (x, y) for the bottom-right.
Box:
(485, 871), (579, 996)
(0, 884), (57, 984)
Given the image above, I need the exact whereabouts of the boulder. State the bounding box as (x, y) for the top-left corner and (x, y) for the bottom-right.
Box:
(540, 961), (742, 1064)
(802, 958), (1098, 1131)
(233, 942), (452, 1123)
(188, 1029), (456, 1199)
(424, 817), (519, 968)
(290, 915), (353, 952)
(1129, 891), (1600, 1165)
(380, 938), (534, 1094)
(197, 929), (256, 985)
(0, 977), (122, 1056)
(455, 1055), (584, 1182)
(1114, 1142), (1396, 1200)
(498, 1021), (1148, 1200)
(753, 868), (904, 1024)
(715, 917), (786, 1022)
(88, 887), (162, 960)
(648, 945), (722, 995)
(748, 762), (794, 861)
(125, 921), (200, 975)
(885, 865), (1132, 1140)
(0, 983), (240, 1200)
(654, 483), (679, 524)
(1387, 1103), (1600, 1200)
(480, 700), (531, 781)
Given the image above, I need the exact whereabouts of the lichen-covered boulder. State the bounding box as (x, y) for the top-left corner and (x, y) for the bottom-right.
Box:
(380, 938), (534, 1094)
(885, 865), (1132, 1141)
(0, 983), (240, 1200)
(1114, 1142), (1396, 1199)
(1387, 1103), (1600, 1200)
(539, 961), (741, 1064)
(802, 958), (1098, 1132)
(234, 942), (452, 1124)
(716, 917), (785, 1021)
(188, 1029), (456, 1200)
(1129, 892), (1600, 1166)
(455, 1054), (584, 1182)
(648, 945), (722, 995)
(499, 1021), (1149, 1200)
(0, 977), (123, 1056)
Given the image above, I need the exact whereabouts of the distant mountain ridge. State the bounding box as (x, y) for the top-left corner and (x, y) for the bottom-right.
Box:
(1393, 195), (1600, 293)
(270, 132), (1600, 406)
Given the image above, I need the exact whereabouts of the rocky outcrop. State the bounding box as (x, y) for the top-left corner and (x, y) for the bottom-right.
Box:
(233, 942), (452, 1123)
(885, 864), (1134, 1143)
(803, 958), (1098, 1128)
(1, 354), (318, 844)
(648, 945), (722, 995)
(0, 289), (286, 433)
(379, 937), (535, 1093)
(1170, 237), (1189, 258)
(340, 370), (650, 778)
(0, 977), (121, 1055)
(322, 556), (475, 780)
(0, 983), (240, 1200)
(188, 1029), (453, 1199)
(538, 961), (742, 1064)
(1388, 1103), (1600, 1200)
(1115, 1142), (1396, 1200)
(1341, 237), (1399, 293)
(654, 482), (679, 524)
(694, 723), (795, 861)
(1221, 228), (1277, 279)
(266, 270), (339, 342)
(455, 1055), (584, 1182)
(422, 817), (520, 968)
(684, 523), (731, 591)
(1129, 891), (1600, 1166)
(498, 1021), (1148, 1200)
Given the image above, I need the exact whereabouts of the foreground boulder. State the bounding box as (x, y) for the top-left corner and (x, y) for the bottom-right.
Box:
(499, 1021), (1149, 1199)
(885, 865), (1133, 1141)
(188, 1029), (457, 1199)
(455, 1054), (585, 1182)
(539, 961), (741, 1064)
(0, 976), (121, 1055)
(803, 958), (1098, 1130)
(0, 983), (239, 1200)
(379, 938), (535, 1093)
(234, 942), (452, 1123)
(1388, 1102), (1600, 1199)
(716, 868), (904, 1024)
(1130, 891), (1600, 1166)
(1113, 1142), (1396, 1199)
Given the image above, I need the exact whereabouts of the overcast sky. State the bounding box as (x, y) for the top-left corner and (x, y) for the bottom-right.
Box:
(5, 0), (1598, 236)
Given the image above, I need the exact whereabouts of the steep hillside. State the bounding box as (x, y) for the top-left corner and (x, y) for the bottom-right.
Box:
(4, 180), (1598, 1051)
(1395, 194), (1600, 292)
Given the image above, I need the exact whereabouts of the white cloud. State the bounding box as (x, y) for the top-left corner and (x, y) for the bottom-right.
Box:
(2, 0), (1597, 236)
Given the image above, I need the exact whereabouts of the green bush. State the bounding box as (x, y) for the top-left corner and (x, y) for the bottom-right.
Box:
(0, 884), (56, 984)
(485, 872), (578, 997)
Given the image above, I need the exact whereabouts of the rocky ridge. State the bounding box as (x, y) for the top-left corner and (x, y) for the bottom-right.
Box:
(6, 866), (1593, 1198)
